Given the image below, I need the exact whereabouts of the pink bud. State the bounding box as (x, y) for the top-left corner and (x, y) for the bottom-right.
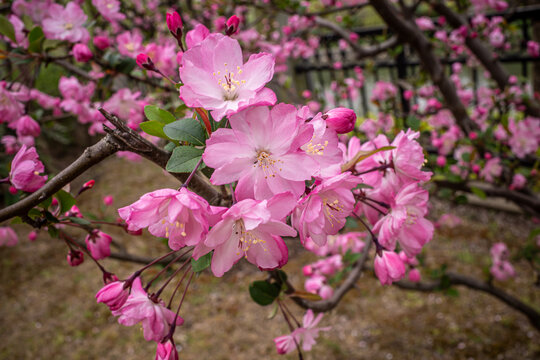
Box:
(83, 180), (95, 189)
(225, 15), (240, 36)
(96, 280), (129, 311)
(72, 43), (92, 63)
(8, 186), (17, 195)
(93, 36), (111, 50)
(323, 107), (356, 134)
(15, 115), (40, 137)
(408, 268), (421, 282)
(136, 53), (156, 71)
(155, 340), (179, 360)
(319, 284), (333, 299)
(436, 155), (446, 167)
(472, 164), (481, 173)
(302, 265), (313, 276)
(484, 152), (492, 160)
(28, 230), (37, 242)
(469, 132), (478, 140)
(103, 195), (114, 206)
(166, 11), (183, 37)
(85, 230), (112, 260)
(404, 89), (414, 100)
(67, 250), (84, 266)
(374, 250), (406, 285)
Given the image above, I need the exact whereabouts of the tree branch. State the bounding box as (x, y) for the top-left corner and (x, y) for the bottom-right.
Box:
(314, 16), (400, 60)
(0, 110), (224, 223)
(368, 0), (477, 134)
(274, 239), (372, 312)
(431, 1), (540, 118)
(395, 272), (540, 331)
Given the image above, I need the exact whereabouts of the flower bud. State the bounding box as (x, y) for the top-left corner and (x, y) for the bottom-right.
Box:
(67, 249), (84, 266)
(166, 11), (183, 38)
(374, 250), (406, 285)
(136, 53), (156, 72)
(85, 230), (112, 260)
(93, 36), (111, 50)
(155, 341), (179, 360)
(96, 280), (129, 311)
(103, 195), (114, 206)
(225, 15), (240, 36)
(408, 268), (421, 283)
(78, 179), (95, 196)
(323, 107), (356, 134)
(28, 230), (37, 242)
(72, 43), (93, 63)
(15, 115), (40, 137)
(436, 155), (446, 167)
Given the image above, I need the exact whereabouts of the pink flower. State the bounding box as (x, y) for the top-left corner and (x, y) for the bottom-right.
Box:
(185, 24), (210, 49)
(9, 145), (47, 192)
(0, 227), (18, 247)
(0, 81), (24, 123)
(323, 107), (356, 134)
(166, 11), (183, 38)
(274, 334), (297, 355)
(12, 115), (40, 137)
(296, 309), (331, 351)
(93, 36), (111, 50)
(92, 0), (125, 22)
(116, 31), (144, 57)
(96, 280), (129, 311)
(408, 268), (421, 282)
(116, 278), (183, 342)
(203, 104), (318, 200)
(155, 341), (178, 360)
(72, 43), (92, 62)
(136, 53), (155, 71)
(28, 230), (37, 242)
(527, 41), (540, 57)
(67, 249), (84, 266)
(508, 117), (540, 159)
(85, 231), (112, 260)
(510, 173), (526, 190)
(416, 17), (435, 31)
(103, 88), (146, 129)
(179, 33), (277, 121)
(2, 135), (19, 154)
(292, 173), (360, 246)
(118, 188), (210, 250)
(491, 261), (515, 281)
(42, 2), (89, 43)
(371, 81), (397, 102)
(374, 250), (406, 285)
(103, 195), (114, 206)
(480, 157), (502, 183)
(195, 192), (297, 277)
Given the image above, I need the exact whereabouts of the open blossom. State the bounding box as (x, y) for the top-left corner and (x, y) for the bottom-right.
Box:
(274, 309), (330, 354)
(480, 157), (502, 183)
(508, 117), (540, 159)
(274, 333), (297, 355)
(179, 33), (277, 121)
(116, 278), (184, 342)
(195, 192), (297, 277)
(0, 227), (18, 247)
(92, 0), (125, 22)
(371, 81), (397, 102)
(85, 231), (112, 260)
(203, 104), (318, 200)
(374, 250), (406, 285)
(118, 188), (210, 250)
(11, 115), (40, 138)
(292, 173), (360, 246)
(0, 81), (24, 123)
(103, 88), (146, 129)
(96, 280), (129, 311)
(9, 145), (47, 192)
(116, 31), (144, 57)
(42, 2), (89, 43)
(72, 43), (92, 62)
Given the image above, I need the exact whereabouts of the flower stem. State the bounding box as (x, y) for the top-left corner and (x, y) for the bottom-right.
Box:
(181, 157), (205, 189)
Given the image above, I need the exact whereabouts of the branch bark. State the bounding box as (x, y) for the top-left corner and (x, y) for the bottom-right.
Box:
(273, 239), (372, 312)
(369, 0), (477, 134)
(395, 272), (540, 331)
(432, 1), (540, 118)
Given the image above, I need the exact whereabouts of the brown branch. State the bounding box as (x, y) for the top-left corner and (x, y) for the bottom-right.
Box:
(432, 1), (540, 118)
(395, 272), (540, 331)
(0, 110), (224, 223)
(274, 239), (372, 312)
(368, 0), (477, 134)
(314, 16), (400, 60)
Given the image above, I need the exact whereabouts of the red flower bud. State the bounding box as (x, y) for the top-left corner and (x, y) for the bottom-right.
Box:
(136, 53), (156, 72)
(322, 107), (356, 134)
(166, 11), (183, 38)
(67, 250), (84, 266)
(225, 15), (240, 36)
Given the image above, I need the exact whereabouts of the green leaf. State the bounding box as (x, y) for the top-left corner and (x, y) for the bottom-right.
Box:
(68, 217), (91, 226)
(140, 120), (168, 139)
(191, 252), (212, 273)
(10, 217), (23, 225)
(163, 118), (206, 146)
(470, 187), (487, 199)
(44, 211), (59, 223)
(249, 280), (281, 306)
(56, 190), (76, 213)
(39, 196), (52, 210)
(406, 116), (421, 131)
(27, 27), (45, 53)
(166, 146), (204, 173)
(0, 15), (16, 43)
(48, 226), (59, 238)
(144, 105), (176, 124)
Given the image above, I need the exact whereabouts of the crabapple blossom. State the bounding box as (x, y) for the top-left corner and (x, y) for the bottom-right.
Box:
(322, 107), (356, 134)
(118, 188), (211, 251)
(408, 268), (421, 282)
(274, 333), (298, 355)
(9, 145), (47, 192)
(194, 192), (297, 277)
(203, 104), (318, 200)
(67, 249), (84, 266)
(92, 0), (125, 22)
(0, 227), (18, 247)
(85, 231), (112, 260)
(42, 2), (89, 43)
(295, 309), (331, 351)
(96, 280), (130, 311)
(185, 24), (210, 49)
(374, 250), (406, 285)
(155, 341), (179, 360)
(72, 43), (93, 62)
(179, 33), (277, 120)
(292, 172), (360, 246)
(11, 115), (40, 138)
(115, 278), (184, 342)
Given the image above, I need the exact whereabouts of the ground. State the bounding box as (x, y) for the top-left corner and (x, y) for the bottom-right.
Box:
(0, 156), (539, 360)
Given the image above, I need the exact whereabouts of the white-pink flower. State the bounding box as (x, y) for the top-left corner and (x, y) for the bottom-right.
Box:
(179, 33), (277, 121)
(203, 104), (319, 200)
(42, 2), (89, 43)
